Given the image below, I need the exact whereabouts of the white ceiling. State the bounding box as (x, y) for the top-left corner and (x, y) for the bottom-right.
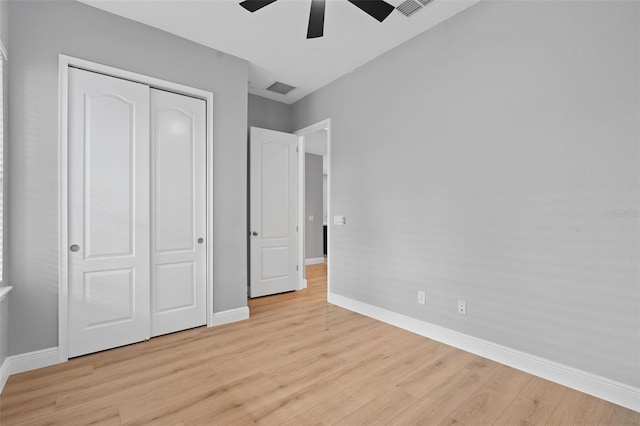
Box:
(79, 0), (479, 104)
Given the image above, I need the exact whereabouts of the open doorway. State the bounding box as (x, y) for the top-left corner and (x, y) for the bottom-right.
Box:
(247, 119), (330, 311)
(303, 132), (327, 264)
(296, 119), (331, 298)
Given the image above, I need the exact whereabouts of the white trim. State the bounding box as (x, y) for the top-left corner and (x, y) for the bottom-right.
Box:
(297, 134), (306, 290)
(0, 356), (9, 394)
(0, 347), (60, 394)
(305, 257), (325, 265)
(205, 76), (215, 329)
(329, 292), (640, 412)
(6, 347), (60, 377)
(294, 119), (331, 296)
(58, 57), (69, 362)
(58, 54), (215, 363)
(211, 307), (250, 326)
(0, 286), (11, 302)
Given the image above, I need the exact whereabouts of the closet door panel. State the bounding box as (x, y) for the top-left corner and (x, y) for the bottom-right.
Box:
(151, 89), (207, 337)
(68, 68), (151, 358)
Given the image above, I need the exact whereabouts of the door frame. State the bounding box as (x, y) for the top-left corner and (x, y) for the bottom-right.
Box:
(58, 54), (215, 362)
(294, 119), (331, 295)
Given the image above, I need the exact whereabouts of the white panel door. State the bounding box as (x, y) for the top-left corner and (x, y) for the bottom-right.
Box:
(68, 68), (150, 357)
(150, 89), (207, 337)
(250, 127), (298, 297)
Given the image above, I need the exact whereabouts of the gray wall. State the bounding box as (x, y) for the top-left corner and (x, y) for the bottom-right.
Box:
(8, 1), (249, 355)
(0, 0), (6, 48)
(305, 153), (324, 260)
(248, 94), (292, 133)
(0, 0), (7, 369)
(292, 0), (639, 387)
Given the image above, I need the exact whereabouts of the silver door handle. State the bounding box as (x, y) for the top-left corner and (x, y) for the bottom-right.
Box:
(252, 231), (258, 236)
(197, 238), (204, 244)
(70, 244), (80, 252)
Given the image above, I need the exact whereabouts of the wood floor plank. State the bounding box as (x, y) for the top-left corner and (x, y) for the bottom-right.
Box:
(396, 348), (479, 398)
(492, 375), (567, 426)
(0, 394), (57, 425)
(250, 352), (398, 425)
(386, 357), (503, 424)
(1, 259), (637, 425)
(440, 364), (533, 425)
(598, 401), (640, 425)
(21, 404), (121, 426)
(333, 388), (418, 426)
(120, 372), (265, 425)
(545, 389), (607, 425)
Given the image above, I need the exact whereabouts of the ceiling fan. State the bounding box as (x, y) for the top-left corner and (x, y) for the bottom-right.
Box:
(239, 0), (396, 39)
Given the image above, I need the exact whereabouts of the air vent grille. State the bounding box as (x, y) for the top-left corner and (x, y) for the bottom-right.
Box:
(265, 81), (296, 95)
(396, 0), (422, 17)
(417, 0), (433, 6)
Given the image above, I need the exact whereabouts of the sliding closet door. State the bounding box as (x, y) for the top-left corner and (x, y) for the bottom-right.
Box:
(68, 68), (151, 357)
(150, 89), (207, 337)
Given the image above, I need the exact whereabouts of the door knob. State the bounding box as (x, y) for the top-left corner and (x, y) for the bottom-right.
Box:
(197, 238), (204, 244)
(252, 231), (259, 236)
(70, 244), (80, 252)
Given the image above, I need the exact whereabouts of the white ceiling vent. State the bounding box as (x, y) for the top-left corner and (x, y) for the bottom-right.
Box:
(396, 0), (422, 17)
(418, 0), (434, 6)
(265, 81), (296, 95)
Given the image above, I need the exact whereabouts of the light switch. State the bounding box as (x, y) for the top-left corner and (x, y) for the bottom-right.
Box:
(309, 215), (314, 222)
(333, 215), (346, 225)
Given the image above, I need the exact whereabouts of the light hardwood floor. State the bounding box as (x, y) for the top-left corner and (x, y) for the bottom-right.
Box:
(1, 261), (638, 425)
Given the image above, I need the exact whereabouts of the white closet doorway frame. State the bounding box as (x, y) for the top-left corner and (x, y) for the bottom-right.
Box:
(57, 55), (215, 363)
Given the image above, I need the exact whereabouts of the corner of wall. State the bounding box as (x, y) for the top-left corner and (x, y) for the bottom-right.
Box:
(0, 346), (60, 394)
(0, 355), (9, 394)
(328, 292), (640, 413)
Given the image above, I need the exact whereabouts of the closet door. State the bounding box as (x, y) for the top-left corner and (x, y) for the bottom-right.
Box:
(150, 89), (207, 337)
(68, 68), (151, 357)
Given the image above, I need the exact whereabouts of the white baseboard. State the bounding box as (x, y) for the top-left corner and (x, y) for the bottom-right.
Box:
(328, 292), (640, 412)
(0, 347), (60, 394)
(0, 356), (9, 394)
(305, 257), (325, 265)
(7, 347), (60, 376)
(211, 307), (250, 327)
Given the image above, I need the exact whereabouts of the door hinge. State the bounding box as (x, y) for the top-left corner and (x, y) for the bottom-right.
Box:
(296, 147), (298, 153)
(296, 265), (299, 271)
(296, 225), (298, 232)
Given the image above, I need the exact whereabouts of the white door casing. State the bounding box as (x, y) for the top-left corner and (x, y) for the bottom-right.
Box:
(150, 89), (207, 337)
(250, 127), (298, 297)
(68, 68), (151, 357)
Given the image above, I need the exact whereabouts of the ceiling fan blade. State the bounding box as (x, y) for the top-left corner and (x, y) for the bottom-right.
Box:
(347, 0), (395, 22)
(307, 0), (326, 39)
(239, 0), (278, 13)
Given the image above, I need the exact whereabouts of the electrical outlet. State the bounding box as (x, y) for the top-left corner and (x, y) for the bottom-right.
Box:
(417, 291), (426, 305)
(458, 300), (466, 315)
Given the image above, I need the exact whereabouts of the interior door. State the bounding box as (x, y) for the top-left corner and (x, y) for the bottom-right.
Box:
(150, 89), (207, 337)
(250, 127), (298, 297)
(68, 68), (151, 357)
